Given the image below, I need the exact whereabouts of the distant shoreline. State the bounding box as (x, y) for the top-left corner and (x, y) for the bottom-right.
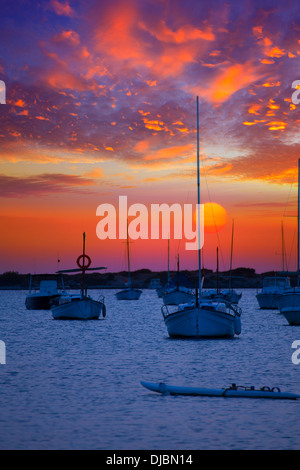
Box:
(0, 268), (297, 290)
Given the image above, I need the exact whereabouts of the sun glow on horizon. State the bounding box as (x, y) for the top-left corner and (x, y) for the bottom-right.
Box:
(203, 202), (227, 233)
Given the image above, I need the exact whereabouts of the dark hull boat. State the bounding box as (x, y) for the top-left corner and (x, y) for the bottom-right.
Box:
(25, 280), (62, 310)
(25, 293), (61, 310)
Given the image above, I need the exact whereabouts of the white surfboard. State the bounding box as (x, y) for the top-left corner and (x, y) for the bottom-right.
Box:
(141, 381), (300, 400)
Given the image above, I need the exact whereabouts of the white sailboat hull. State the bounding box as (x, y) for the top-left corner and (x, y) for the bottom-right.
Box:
(277, 291), (300, 310)
(256, 293), (282, 309)
(52, 297), (104, 320)
(115, 288), (142, 300)
(281, 307), (300, 325)
(162, 303), (240, 338)
(162, 289), (195, 306)
(160, 99), (242, 339)
(256, 277), (292, 309)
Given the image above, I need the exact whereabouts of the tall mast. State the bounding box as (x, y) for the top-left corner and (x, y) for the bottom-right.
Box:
(197, 96), (202, 296)
(281, 220), (285, 273)
(229, 219), (234, 290)
(216, 246), (219, 294)
(297, 158), (300, 287)
(127, 220), (131, 288)
(81, 232), (86, 297)
(167, 236), (170, 283)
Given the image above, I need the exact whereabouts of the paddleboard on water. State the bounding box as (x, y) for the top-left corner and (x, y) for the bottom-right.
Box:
(141, 381), (300, 400)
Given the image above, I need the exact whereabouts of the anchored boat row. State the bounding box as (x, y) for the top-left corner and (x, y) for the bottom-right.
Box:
(256, 159), (300, 326)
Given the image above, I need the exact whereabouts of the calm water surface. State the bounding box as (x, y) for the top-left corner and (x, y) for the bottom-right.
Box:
(0, 289), (299, 450)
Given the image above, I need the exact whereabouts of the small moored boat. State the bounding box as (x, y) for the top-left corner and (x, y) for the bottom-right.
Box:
(116, 221), (142, 301)
(26, 279), (62, 310)
(161, 97), (242, 338)
(256, 277), (291, 309)
(276, 159), (300, 323)
(52, 292), (105, 320)
(162, 256), (195, 306)
(51, 233), (106, 320)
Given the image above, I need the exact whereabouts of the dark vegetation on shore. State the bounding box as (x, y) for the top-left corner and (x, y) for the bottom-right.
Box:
(0, 268), (296, 290)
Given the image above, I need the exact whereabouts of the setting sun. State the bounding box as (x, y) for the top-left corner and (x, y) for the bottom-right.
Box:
(203, 202), (227, 233)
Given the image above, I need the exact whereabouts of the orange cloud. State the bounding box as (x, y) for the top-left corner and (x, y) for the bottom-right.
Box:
(267, 99), (280, 110)
(35, 116), (50, 121)
(252, 26), (263, 37)
(46, 68), (89, 91)
(261, 58), (275, 64)
(243, 119), (266, 126)
(53, 30), (80, 46)
(262, 81), (281, 87)
(248, 104), (262, 115)
(93, 3), (214, 79)
(85, 168), (104, 178)
(198, 62), (263, 104)
(14, 99), (26, 107)
(267, 46), (286, 58)
(50, 0), (74, 17)
(267, 121), (287, 131)
(140, 20), (215, 44)
(143, 118), (165, 131)
(94, 3), (143, 63)
(142, 144), (193, 161)
(257, 35), (286, 58)
(18, 110), (28, 116)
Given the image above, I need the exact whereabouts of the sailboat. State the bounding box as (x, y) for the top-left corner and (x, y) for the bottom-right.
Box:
(25, 278), (62, 310)
(161, 97), (242, 338)
(51, 233), (106, 320)
(222, 220), (242, 304)
(256, 276), (291, 309)
(277, 159), (300, 324)
(202, 235), (242, 305)
(115, 222), (142, 300)
(161, 254), (195, 306)
(256, 222), (291, 309)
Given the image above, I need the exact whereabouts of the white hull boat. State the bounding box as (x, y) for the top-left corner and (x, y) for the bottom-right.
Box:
(281, 307), (300, 325)
(160, 97), (242, 339)
(52, 294), (106, 320)
(162, 301), (241, 338)
(277, 160), (300, 316)
(51, 232), (107, 320)
(162, 287), (195, 306)
(256, 277), (291, 309)
(116, 221), (142, 301)
(256, 292), (283, 309)
(115, 288), (142, 300)
(161, 253), (194, 305)
(277, 288), (300, 310)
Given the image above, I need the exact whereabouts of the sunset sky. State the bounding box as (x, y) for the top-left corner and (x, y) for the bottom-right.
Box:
(1, 0), (300, 275)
